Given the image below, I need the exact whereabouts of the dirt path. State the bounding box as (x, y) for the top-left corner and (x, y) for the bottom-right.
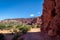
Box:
(24, 32), (51, 40)
(4, 34), (14, 40)
(24, 32), (60, 40)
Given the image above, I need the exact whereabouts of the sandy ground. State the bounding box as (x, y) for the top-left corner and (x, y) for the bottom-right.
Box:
(0, 30), (12, 33)
(1, 28), (40, 40)
(0, 28), (40, 33)
(28, 28), (40, 32)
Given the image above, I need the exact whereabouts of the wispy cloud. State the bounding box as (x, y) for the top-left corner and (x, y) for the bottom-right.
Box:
(38, 12), (40, 14)
(38, 12), (41, 16)
(30, 14), (34, 17)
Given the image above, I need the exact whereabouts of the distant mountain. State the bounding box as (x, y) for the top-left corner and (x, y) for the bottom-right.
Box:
(0, 17), (42, 25)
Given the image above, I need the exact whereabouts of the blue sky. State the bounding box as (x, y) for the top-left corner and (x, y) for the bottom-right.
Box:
(0, 0), (44, 20)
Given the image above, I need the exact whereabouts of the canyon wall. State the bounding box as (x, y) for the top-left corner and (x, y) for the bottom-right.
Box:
(41, 0), (60, 37)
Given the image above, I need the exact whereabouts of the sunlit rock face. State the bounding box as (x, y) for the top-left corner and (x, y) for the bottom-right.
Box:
(41, 0), (60, 37)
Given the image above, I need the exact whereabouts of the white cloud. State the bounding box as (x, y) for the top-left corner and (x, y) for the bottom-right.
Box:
(38, 12), (40, 14)
(38, 12), (41, 16)
(30, 14), (34, 17)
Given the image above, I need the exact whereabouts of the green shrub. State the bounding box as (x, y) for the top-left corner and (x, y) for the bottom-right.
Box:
(36, 25), (40, 28)
(31, 24), (40, 28)
(13, 29), (17, 33)
(18, 25), (31, 34)
(16, 25), (22, 29)
(0, 24), (6, 30)
(6, 23), (13, 28)
(31, 25), (35, 28)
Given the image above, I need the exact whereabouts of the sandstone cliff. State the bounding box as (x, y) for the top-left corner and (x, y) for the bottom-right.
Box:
(41, 0), (60, 37)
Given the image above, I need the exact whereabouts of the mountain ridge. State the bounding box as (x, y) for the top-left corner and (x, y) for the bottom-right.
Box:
(0, 16), (42, 25)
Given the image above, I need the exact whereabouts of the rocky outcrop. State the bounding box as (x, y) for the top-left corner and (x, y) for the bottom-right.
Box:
(41, 0), (60, 37)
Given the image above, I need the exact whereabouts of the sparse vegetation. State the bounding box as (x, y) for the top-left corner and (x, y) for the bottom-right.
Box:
(0, 21), (40, 40)
(16, 24), (31, 34)
(31, 24), (40, 28)
(20, 26), (31, 34)
(0, 22), (40, 33)
(0, 24), (6, 30)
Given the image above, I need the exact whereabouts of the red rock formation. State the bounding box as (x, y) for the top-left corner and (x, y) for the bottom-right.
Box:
(41, 0), (60, 37)
(0, 17), (42, 25)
